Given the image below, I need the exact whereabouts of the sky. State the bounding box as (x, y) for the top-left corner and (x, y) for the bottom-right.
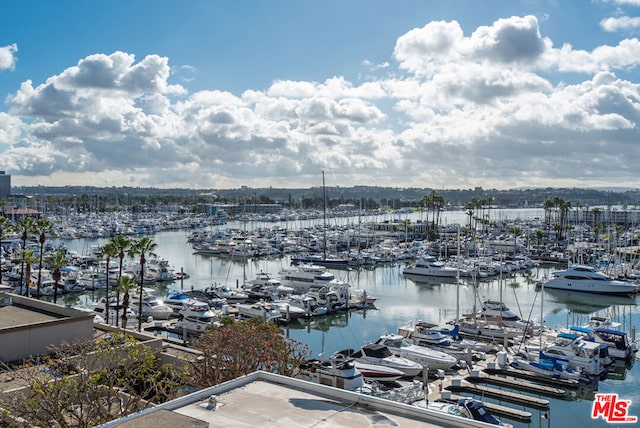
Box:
(2, 0), (640, 191)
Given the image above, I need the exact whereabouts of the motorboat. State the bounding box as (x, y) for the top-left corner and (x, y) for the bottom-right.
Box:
(519, 332), (608, 376)
(206, 284), (249, 303)
(298, 355), (365, 391)
(235, 301), (282, 322)
(181, 288), (228, 309)
(337, 343), (423, 378)
(174, 301), (219, 334)
(287, 295), (328, 317)
(512, 352), (583, 381)
(542, 265), (640, 295)
(570, 326), (638, 361)
(130, 294), (173, 320)
(413, 397), (511, 427)
(242, 271), (294, 300)
(262, 295), (308, 320)
(374, 334), (459, 370)
(164, 291), (205, 313)
(306, 283), (350, 312)
(397, 321), (494, 358)
(278, 264), (347, 293)
(403, 256), (459, 278)
(333, 350), (407, 382)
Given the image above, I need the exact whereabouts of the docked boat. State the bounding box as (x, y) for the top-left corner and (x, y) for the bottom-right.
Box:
(130, 294), (173, 320)
(235, 301), (282, 322)
(262, 295), (308, 320)
(298, 356), (365, 391)
(542, 265), (640, 295)
(174, 300), (219, 334)
(413, 397), (511, 427)
(403, 256), (459, 278)
(570, 325), (638, 361)
(286, 295), (328, 317)
(512, 352), (584, 381)
(398, 321), (495, 357)
(278, 264), (348, 293)
(333, 349), (409, 382)
(519, 332), (608, 376)
(374, 334), (459, 370)
(164, 291), (205, 313)
(337, 343), (423, 378)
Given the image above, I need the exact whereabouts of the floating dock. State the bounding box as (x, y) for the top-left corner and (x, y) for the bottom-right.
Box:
(445, 378), (550, 410)
(466, 370), (568, 399)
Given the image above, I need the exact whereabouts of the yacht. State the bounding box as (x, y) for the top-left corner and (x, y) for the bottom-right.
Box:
(235, 301), (282, 322)
(278, 264), (347, 293)
(542, 265), (640, 295)
(403, 256), (459, 278)
(570, 325), (638, 361)
(130, 295), (173, 320)
(519, 332), (607, 376)
(174, 301), (220, 334)
(298, 356), (365, 391)
(337, 343), (423, 378)
(374, 334), (459, 370)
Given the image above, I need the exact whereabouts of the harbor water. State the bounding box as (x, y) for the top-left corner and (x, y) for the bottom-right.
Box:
(53, 208), (639, 428)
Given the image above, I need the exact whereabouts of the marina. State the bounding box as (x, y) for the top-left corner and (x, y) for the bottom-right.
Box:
(1, 207), (639, 427)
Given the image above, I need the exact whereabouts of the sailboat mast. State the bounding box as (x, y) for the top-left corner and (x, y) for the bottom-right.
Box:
(322, 170), (327, 261)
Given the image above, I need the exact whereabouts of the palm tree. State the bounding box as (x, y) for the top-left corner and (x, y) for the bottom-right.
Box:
(115, 274), (138, 329)
(14, 217), (36, 292)
(16, 249), (37, 297)
(45, 251), (67, 304)
(110, 234), (132, 327)
(129, 236), (157, 331)
(34, 218), (55, 298)
(96, 241), (118, 324)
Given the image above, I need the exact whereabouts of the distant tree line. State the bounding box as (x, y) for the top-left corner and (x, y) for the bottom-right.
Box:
(5, 185), (640, 214)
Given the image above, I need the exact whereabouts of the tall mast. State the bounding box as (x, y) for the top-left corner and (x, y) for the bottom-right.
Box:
(322, 171), (327, 261)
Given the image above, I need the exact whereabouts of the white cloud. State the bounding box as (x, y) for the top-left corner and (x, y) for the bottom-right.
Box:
(0, 44), (18, 71)
(4, 15), (640, 190)
(601, 15), (640, 31)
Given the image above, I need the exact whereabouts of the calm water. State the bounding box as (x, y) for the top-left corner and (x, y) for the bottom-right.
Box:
(53, 209), (639, 428)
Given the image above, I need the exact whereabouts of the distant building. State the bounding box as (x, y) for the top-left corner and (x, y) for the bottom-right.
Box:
(0, 171), (10, 199)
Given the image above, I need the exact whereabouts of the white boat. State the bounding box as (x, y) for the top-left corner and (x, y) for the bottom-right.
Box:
(413, 397), (512, 427)
(174, 301), (219, 334)
(542, 265), (640, 295)
(351, 361), (405, 382)
(164, 291), (205, 312)
(298, 356), (365, 391)
(335, 345), (422, 378)
(403, 256), (459, 278)
(512, 352), (583, 381)
(278, 264), (347, 293)
(206, 285), (249, 303)
(306, 283), (350, 312)
(235, 301), (282, 322)
(519, 331), (607, 376)
(398, 321), (496, 357)
(263, 295), (308, 320)
(131, 295), (173, 320)
(374, 334), (459, 370)
(570, 325), (638, 361)
(287, 295), (328, 317)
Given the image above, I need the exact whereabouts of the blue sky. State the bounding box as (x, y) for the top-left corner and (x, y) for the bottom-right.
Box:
(1, 0), (640, 190)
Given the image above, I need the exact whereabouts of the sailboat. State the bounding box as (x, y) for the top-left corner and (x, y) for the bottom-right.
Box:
(511, 281), (584, 381)
(291, 171), (350, 268)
